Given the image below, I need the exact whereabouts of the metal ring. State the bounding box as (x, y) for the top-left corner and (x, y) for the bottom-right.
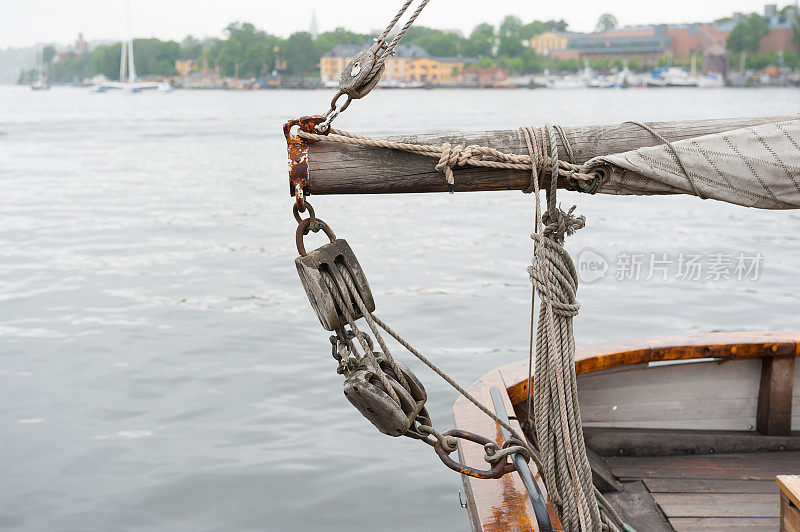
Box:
(433, 429), (513, 479)
(295, 217), (336, 257)
(293, 202), (315, 224)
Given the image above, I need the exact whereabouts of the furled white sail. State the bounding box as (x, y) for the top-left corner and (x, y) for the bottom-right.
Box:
(584, 120), (800, 209)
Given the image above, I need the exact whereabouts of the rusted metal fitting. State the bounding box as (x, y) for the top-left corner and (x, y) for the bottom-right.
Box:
(295, 216), (336, 257)
(433, 429), (515, 479)
(284, 115), (328, 210)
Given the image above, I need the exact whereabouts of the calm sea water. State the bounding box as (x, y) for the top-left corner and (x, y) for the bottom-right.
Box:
(0, 85), (798, 531)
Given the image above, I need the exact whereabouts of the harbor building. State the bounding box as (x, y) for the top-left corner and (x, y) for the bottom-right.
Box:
(546, 4), (798, 69)
(529, 32), (587, 55)
(457, 67), (509, 85)
(320, 43), (472, 84)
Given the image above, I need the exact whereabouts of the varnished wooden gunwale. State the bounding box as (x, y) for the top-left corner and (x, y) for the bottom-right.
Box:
(506, 331), (800, 406)
(455, 331), (800, 532)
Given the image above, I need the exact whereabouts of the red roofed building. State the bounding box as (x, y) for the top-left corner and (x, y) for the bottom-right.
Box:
(458, 68), (508, 85)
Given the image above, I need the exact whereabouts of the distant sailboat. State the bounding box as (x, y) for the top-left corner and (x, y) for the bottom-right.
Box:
(92, 1), (171, 93)
(31, 47), (50, 91)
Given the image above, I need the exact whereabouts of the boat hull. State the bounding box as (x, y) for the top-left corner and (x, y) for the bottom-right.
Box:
(456, 331), (800, 531)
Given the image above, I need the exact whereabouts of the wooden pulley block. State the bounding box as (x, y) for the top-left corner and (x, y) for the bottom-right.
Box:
(343, 353), (429, 437)
(338, 49), (382, 99)
(295, 239), (375, 331)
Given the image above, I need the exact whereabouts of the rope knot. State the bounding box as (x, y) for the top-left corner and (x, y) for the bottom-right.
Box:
(542, 205), (585, 245)
(436, 143), (474, 193)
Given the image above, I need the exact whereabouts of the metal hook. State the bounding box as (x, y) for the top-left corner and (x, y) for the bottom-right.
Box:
(317, 91), (352, 132)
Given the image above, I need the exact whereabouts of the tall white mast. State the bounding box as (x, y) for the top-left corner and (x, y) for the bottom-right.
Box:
(126, 0), (136, 82)
(119, 0), (136, 83)
(119, 39), (127, 82)
(37, 48), (44, 81)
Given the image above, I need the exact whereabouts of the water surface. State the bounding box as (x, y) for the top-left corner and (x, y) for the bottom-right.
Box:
(1, 85), (799, 531)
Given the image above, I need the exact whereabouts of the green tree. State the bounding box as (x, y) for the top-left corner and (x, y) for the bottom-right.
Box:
(91, 43), (122, 79)
(48, 54), (93, 83)
(497, 16), (526, 58)
(596, 13), (618, 32)
(627, 57), (644, 72)
(316, 27), (368, 57)
(463, 23), (495, 57)
(404, 27), (462, 56)
(242, 40), (273, 77)
(179, 36), (204, 60)
(590, 57), (611, 71)
(544, 19), (568, 32)
(217, 39), (243, 76)
(726, 13), (770, 53)
(520, 21), (547, 40)
(474, 56), (495, 68)
(499, 15), (523, 38)
(782, 6), (800, 49)
(283, 32), (319, 74)
(133, 38), (180, 76)
(521, 48), (546, 72)
(782, 49), (799, 68)
(42, 45), (56, 63)
(497, 35), (525, 57)
(548, 57), (580, 72)
(498, 55), (523, 73)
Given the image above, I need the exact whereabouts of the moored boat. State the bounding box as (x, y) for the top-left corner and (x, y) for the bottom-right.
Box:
(455, 331), (799, 531)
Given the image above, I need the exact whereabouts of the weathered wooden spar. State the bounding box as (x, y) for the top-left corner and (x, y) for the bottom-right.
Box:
(304, 115), (798, 196)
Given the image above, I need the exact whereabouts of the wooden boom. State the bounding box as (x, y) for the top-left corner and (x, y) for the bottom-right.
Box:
(306, 115), (797, 196)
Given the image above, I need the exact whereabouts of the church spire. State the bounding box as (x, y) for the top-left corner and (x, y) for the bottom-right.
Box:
(310, 10), (319, 40)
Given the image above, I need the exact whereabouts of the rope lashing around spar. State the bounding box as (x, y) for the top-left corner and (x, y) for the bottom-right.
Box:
(296, 128), (604, 194)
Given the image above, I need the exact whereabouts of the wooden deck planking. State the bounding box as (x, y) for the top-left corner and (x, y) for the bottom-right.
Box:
(601, 481), (672, 531)
(607, 451), (800, 481)
(603, 453), (797, 529)
(644, 478), (779, 494)
(652, 493), (778, 518)
(668, 517), (779, 531)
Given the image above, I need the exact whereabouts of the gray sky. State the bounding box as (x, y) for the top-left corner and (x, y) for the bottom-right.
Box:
(1, 0), (787, 48)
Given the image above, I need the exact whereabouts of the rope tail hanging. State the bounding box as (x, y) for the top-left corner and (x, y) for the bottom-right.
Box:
(521, 125), (623, 532)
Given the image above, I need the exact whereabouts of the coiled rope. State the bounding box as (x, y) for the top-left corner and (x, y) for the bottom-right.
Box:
(521, 125), (628, 532)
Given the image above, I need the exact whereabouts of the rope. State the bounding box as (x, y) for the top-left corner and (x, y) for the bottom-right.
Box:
(298, 128), (600, 194)
(319, 251), (545, 470)
(519, 126), (542, 441)
(302, 125), (631, 530)
(523, 125), (625, 532)
(623, 120), (706, 200)
(321, 271), (402, 404)
(368, 312), (544, 473)
(370, 0), (432, 79)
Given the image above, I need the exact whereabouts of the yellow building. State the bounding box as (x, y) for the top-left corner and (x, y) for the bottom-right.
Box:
(320, 54), (348, 83)
(405, 56), (463, 83)
(530, 32), (572, 54)
(320, 43), (466, 85)
(175, 58), (196, 76)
